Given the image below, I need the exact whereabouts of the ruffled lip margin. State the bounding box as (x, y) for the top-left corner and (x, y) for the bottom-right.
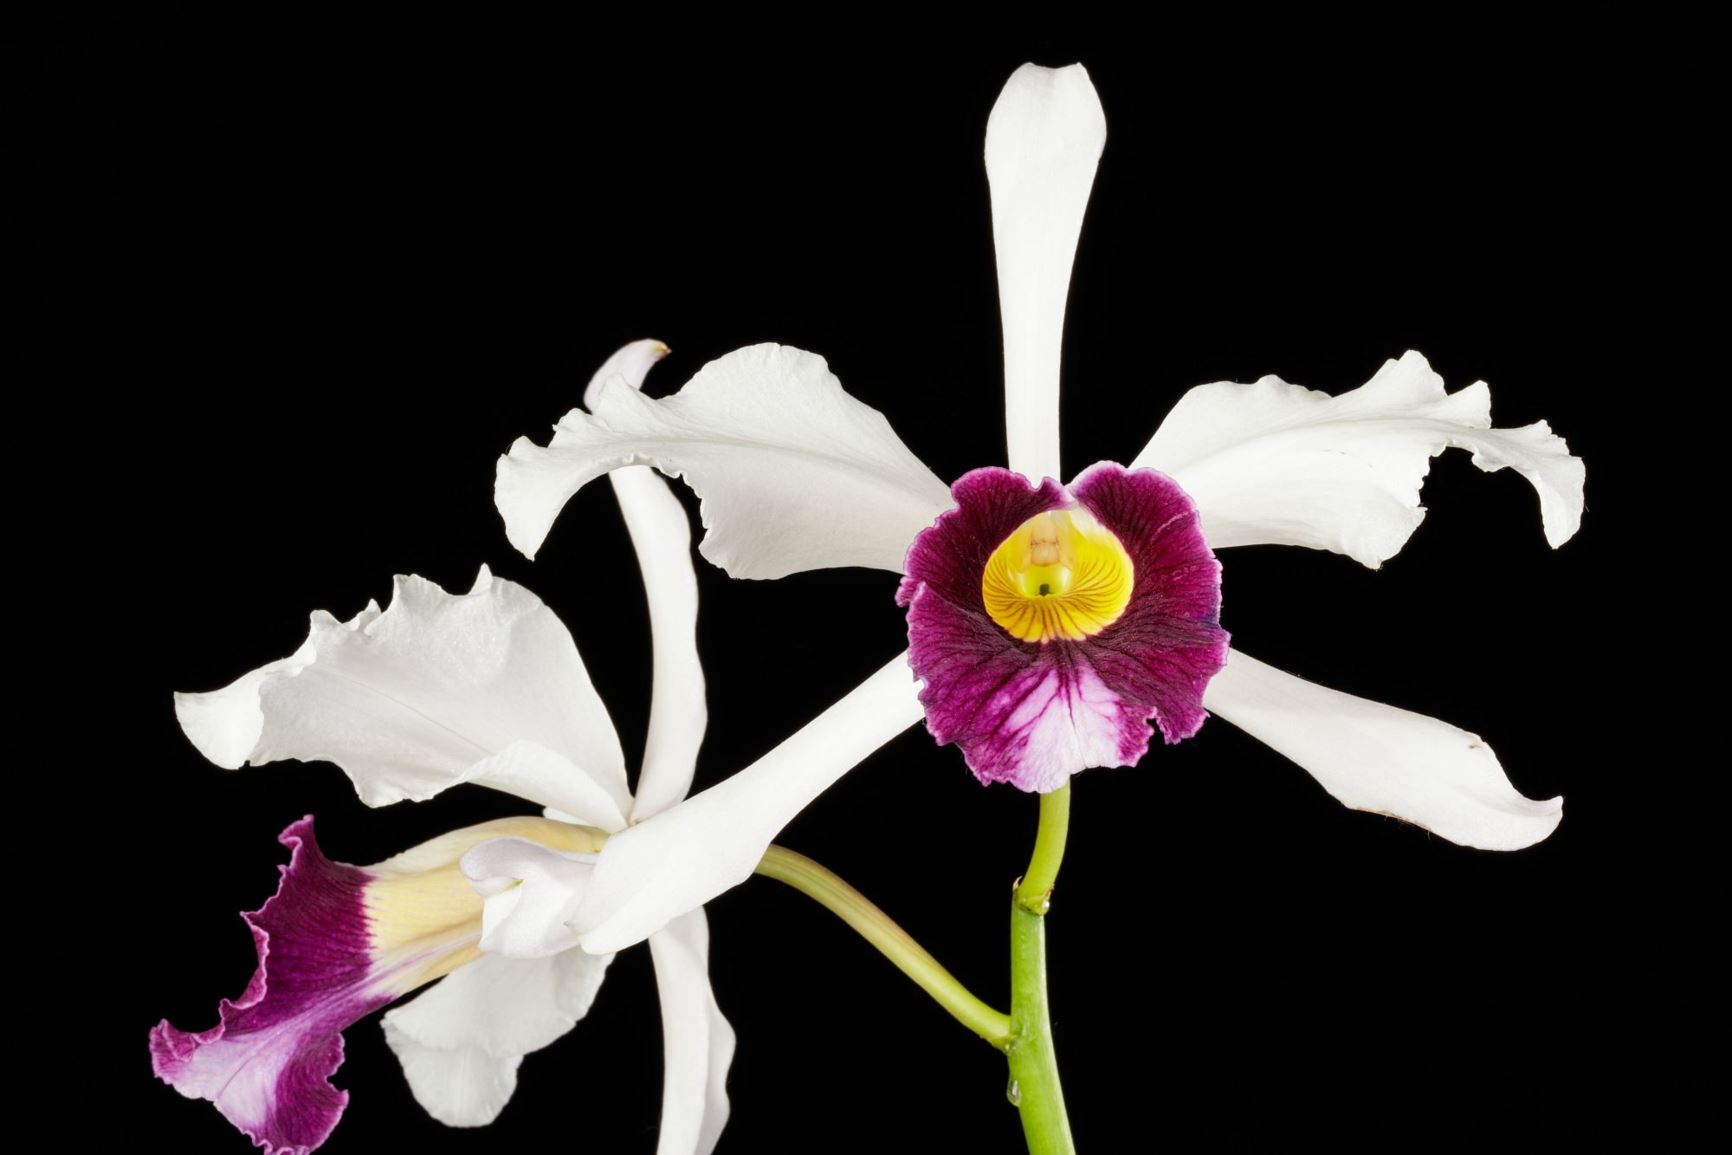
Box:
(150, 817), (385, 1155)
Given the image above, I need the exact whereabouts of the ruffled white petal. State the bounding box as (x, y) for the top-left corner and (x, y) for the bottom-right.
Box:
(1134, 350), (1585, 568)
(174, 567), (631, 830)
(381, 949), (613, 1127)
(580, 345), (708, 820)
(462, 837), (599, 958)
(497, 342), (952, 577)
(172, 615), (356, 769)
(985, 63), (1107, 483)
(572, 653), (925, 954)
(647, 910), (735, 1155)
(1203, 648), (1563, 850)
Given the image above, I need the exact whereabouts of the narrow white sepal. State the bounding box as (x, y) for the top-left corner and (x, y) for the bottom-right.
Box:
(571, 653), (925, 953)
(614, 463), (707, 821)
(1203, 648), (1563, 850)
(575, 342), (710, 820)
(647, 909), (734, 1155)
(986, 62), (1107, 483)
(1137, 350), (1585, 567)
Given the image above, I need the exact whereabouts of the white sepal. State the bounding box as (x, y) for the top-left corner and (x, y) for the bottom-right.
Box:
(572, 653), (925, 953)
(647, 909), (735, 1155)
(614, 463), (707, 821)
(1204, 648), (1563, 850)
(576, 344), (709, 819)
(986, 63), (1107, 483)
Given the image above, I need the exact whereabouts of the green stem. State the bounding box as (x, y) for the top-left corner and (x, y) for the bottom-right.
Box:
(1007, 783), (1075, 1154)
(756, 845), (1013, 1048)
(1017, 785), (1071, 914)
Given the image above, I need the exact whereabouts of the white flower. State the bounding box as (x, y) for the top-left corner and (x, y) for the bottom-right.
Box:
(491, 64), (1584, 957)
(157, 342), (732, 1155)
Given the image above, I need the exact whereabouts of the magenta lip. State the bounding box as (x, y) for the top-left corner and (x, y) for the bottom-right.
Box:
(896, 463), (1229, 792)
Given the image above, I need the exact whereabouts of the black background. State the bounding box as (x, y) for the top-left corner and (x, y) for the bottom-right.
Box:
(24, 6), (1722, 1152)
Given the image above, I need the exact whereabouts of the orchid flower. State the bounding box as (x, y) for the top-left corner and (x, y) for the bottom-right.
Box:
(151, 342), (733, 1155)
(492, 63), (1585, 961)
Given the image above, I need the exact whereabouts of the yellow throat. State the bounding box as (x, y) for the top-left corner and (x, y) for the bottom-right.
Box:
(981, 509), (1134, 643)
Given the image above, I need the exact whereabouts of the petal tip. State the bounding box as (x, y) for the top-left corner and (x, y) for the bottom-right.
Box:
(1472, 793), (1564, 851)
(173, 687), (258, 770)
(989, 61), (1107, 152)
(583, 338), (673, 408)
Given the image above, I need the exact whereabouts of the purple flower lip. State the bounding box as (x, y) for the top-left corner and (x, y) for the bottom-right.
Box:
(896, 463), (1229, 793)
(150, 817), (388, 1155)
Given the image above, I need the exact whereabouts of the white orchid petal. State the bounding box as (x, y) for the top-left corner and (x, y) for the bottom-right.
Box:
(461, 837), (600, 958)
(381, 949), (613, 1127)
(578, 346), (709, 819)
(1203, 649), (1562, 850)
(174, 568), (630, 829)
(986, 62), (1107, 482)
(648, 910), (735, 1155)
(497, 342), (952, 576)
(1136, 350), (1585, 568)
(172, 609), (367, 768)
(573, 653), (925, 954)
